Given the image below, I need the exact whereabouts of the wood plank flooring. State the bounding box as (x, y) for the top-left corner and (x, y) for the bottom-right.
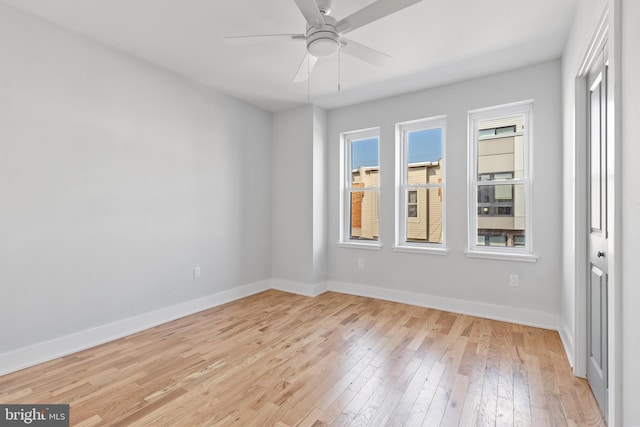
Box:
(0, 290), (606, 426)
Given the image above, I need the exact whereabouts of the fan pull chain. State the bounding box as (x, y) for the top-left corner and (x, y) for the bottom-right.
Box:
(307, 55), (311, 103)
(338, 49), (341, 92)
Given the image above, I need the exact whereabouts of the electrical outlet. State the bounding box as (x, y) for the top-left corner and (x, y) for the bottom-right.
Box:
(357, 259), (364, 269)
(193, 266), (201, 279)
(509, 273), (519, 287)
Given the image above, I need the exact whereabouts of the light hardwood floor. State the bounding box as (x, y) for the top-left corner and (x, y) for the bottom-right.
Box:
(0, 290), (606, 426)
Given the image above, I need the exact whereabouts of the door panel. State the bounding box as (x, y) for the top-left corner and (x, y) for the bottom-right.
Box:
(586, 47), (608, 419)
(590, 81), (602, 232)
(588, 266), (607, 378)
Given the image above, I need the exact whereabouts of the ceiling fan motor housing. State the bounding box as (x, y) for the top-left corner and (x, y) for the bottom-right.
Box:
(306, 15), (339, 58)
(316, 0), (333, 15)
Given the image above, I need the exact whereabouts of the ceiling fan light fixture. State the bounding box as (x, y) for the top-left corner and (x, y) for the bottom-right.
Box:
(308, 37), (339, 58)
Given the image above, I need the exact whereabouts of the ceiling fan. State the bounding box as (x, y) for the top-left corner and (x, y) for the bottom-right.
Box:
(225, 0), (422, 82)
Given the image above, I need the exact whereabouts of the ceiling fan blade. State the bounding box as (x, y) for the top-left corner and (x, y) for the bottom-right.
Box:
(294, 0), (326, 27)
(225, 34), (305, 45)
(336, 0), (422, 34)
(340, 38), (391, 67)
(293, 53), (319, 82)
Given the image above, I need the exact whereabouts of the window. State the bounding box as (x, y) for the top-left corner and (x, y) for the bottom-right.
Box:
(468, 101), (535, 260)
(395, 117), (446, 253)
(478, 172), (514, 216)
(339, 128), (380, 247)
(407, 191), (418, 217)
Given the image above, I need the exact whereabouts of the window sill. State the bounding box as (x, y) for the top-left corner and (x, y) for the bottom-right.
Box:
(465, 250), (538, 263)
(393, 245), (449, 255)
(337, 241), (382, 251)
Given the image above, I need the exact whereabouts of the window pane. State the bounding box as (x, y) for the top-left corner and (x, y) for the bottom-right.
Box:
(350, 190), (379, 241)
(397, 119), (446, 248)
(408, 129), (442, 163)
(476, 184), (525, 247)
(351, 168), (379, 194)
(477, 115), (524, 180)
(406, 188), (443, 244)
(351, 138), (379, 186)
(407, 129), (442, 184)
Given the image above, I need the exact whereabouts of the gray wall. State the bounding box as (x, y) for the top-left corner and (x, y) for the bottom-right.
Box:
(327, 60), (563, 317)
(0, 3), (273, 353)
(272, 105), (314, 284)
(312, 106), (328, 285)
(620, 0), (640, 422)
(272, 105), (328, 289)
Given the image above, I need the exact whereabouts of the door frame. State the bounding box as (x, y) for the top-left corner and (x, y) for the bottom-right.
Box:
(573, 6), (622, 426)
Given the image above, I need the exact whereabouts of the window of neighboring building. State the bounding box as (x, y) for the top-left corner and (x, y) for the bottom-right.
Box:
(407, 191), (418, 218)
(339, 128), (381, 248)
(478, 172), (515, 217)
(467, 101), (536, 261)
(395, 117), (447, 253)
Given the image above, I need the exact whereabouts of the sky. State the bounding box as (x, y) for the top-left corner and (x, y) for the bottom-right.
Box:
(351, 128), (442, 169)
(408, 128), (442, 164)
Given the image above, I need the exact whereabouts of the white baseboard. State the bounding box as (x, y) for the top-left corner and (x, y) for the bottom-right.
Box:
(270, 278), (327, 297)
(0, 280), (271, 377)
(326, 280), (559, 330)
(558, 321), (575, 370)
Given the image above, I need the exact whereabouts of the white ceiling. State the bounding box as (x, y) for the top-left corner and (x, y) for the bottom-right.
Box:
(1, 0), (577, 112)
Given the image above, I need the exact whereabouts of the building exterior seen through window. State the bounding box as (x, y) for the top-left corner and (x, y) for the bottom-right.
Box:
(475, 115), (527, 248)
(403, 160), (443, 243)
(351, 160), (444, 243)
(343, 106), (530, 254)
(347, 123), (445, 246)
(346, 134), (379, 241)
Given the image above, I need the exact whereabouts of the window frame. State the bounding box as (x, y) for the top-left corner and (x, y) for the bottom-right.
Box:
(467, 101), (537, 262)
(394, 116), (448, 255)
(338, 127), (382, 249)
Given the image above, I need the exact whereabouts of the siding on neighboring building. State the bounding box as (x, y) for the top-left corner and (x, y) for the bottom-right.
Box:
(406, 162), (443, 243)
(350, 162), (442, 242)
(350, 166), (379, 240)
(476, 117), (525, 246)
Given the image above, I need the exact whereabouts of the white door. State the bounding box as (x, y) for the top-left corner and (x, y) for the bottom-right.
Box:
(586, 46), (608, 419)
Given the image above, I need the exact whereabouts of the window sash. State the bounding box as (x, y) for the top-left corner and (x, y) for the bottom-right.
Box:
(468, 102), (533, 256)
(396, 117), (446, 249)
(341, 128), (381, 245)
